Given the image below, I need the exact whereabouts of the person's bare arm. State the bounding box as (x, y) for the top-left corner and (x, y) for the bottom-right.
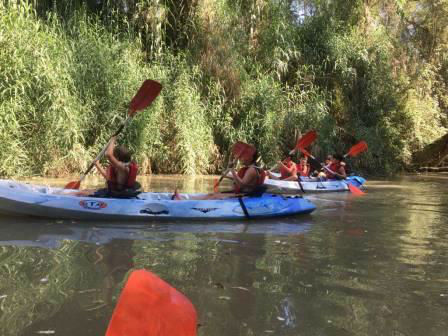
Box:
(94, 161), (108, 180)
(105, 137), (128, 174)
(278, 161), (295, 174)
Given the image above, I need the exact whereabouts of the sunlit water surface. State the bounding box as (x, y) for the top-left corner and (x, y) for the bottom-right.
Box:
(0, 174), (447, 336)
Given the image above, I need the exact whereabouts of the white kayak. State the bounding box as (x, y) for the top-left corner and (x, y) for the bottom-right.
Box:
(0, 180), (316, 220)
(264, 174), (366, 193)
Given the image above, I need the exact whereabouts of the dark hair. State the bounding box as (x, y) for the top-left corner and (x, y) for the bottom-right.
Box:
(114, 145), (132, 163)
(333, 153), (344, 161)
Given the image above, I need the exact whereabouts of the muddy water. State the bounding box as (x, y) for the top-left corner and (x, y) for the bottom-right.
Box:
(0, 174), (447, 336)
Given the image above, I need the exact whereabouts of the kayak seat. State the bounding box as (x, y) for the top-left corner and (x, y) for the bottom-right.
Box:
(90, 182), (142, 199)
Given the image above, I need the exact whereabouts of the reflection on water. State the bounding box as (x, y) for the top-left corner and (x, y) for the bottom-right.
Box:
(0, 174), (447, 336)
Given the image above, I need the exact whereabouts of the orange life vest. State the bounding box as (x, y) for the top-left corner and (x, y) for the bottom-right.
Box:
(296, 163), (310, 177)
(325, 162), (341, 179)
(107, 162), (138, 191)
(235, 166), (266, 193)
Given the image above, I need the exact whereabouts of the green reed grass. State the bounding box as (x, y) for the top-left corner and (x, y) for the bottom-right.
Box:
(1, 0), (447, 177)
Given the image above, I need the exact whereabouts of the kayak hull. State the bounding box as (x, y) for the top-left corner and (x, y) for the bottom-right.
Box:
(0, 180), (316, 220)
(264, 175), (366, 193)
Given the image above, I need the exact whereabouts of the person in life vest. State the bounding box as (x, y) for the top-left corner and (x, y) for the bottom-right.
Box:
(72, 136), (139, 197)
(173, 146), (266, 200)
(229, 149), (266, 194)
(296, 155), (310, 177)
(311, 154), (332, 177)
(267, 153), (298, 181)
(321, 153), (347, 180)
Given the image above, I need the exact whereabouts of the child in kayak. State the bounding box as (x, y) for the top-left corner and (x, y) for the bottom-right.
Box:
(310, 154), (332, 177)
(173, 146), (266, 200)
(229, 149), (266, 195)
(318, 153), (347, 180)
(267, 153), (298, 181)
(296, 155), (310, 177)
(70, 137), (139, 197)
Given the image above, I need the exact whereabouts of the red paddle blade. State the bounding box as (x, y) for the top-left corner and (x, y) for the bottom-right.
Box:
(129, 79), (163, 116)
(346, 141), (368, 157)
(347, 182), (365, 195)
(232, 141), (256, 161)
(64, 180), (80, 190)
(106, 270), (197, 336)
(295, 130), (317, 150)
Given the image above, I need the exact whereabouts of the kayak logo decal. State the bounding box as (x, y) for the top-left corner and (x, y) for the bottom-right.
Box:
(79, 200), (107, 210)
(140, 204), (169, 215)
(191, 207), (218, 214)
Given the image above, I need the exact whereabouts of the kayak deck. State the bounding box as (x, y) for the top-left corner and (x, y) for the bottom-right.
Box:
(264, 175), (366, 193)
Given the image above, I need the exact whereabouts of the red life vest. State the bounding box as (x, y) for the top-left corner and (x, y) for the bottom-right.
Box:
(107, 162), (138, 191)
(280, 160), (295, 179)
(325, 162), (341, 179)
(235, 166), (266, 193)
(296, 163), (310, 177)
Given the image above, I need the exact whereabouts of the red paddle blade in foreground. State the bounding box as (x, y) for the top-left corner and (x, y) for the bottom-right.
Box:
(346, 141), (368, 157)
(295, 130), (317, 150)
(106, 270), (197, 336)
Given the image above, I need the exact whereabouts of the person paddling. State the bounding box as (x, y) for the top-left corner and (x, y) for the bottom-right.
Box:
(296, 155), (310, 178)
(318, 153), (346, 180)
(230, 149), (266, 195)
(173, 144), (266, 200)
(267, 153), (298, 181)
(70, 136), (139, 197)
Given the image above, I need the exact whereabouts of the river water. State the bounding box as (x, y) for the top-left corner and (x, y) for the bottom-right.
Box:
(0, 174), (447, 336)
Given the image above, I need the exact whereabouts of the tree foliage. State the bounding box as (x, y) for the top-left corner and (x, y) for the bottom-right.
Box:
(0, 0), (447, 176)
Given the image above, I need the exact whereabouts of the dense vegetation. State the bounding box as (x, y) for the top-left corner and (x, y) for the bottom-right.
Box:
(0, 0), (447, 176)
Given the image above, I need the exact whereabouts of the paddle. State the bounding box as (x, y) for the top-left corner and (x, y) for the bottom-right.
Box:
(269, 130), (317, 172)
(300, 141), (368, 165)
(345, 140), (368, 158)
(64, 80), (162, 190)
(299, 142), (367, 194)
(105, 269), (197, 336)
(214, 142), (256, 191)
(289, 130), (317, 155)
